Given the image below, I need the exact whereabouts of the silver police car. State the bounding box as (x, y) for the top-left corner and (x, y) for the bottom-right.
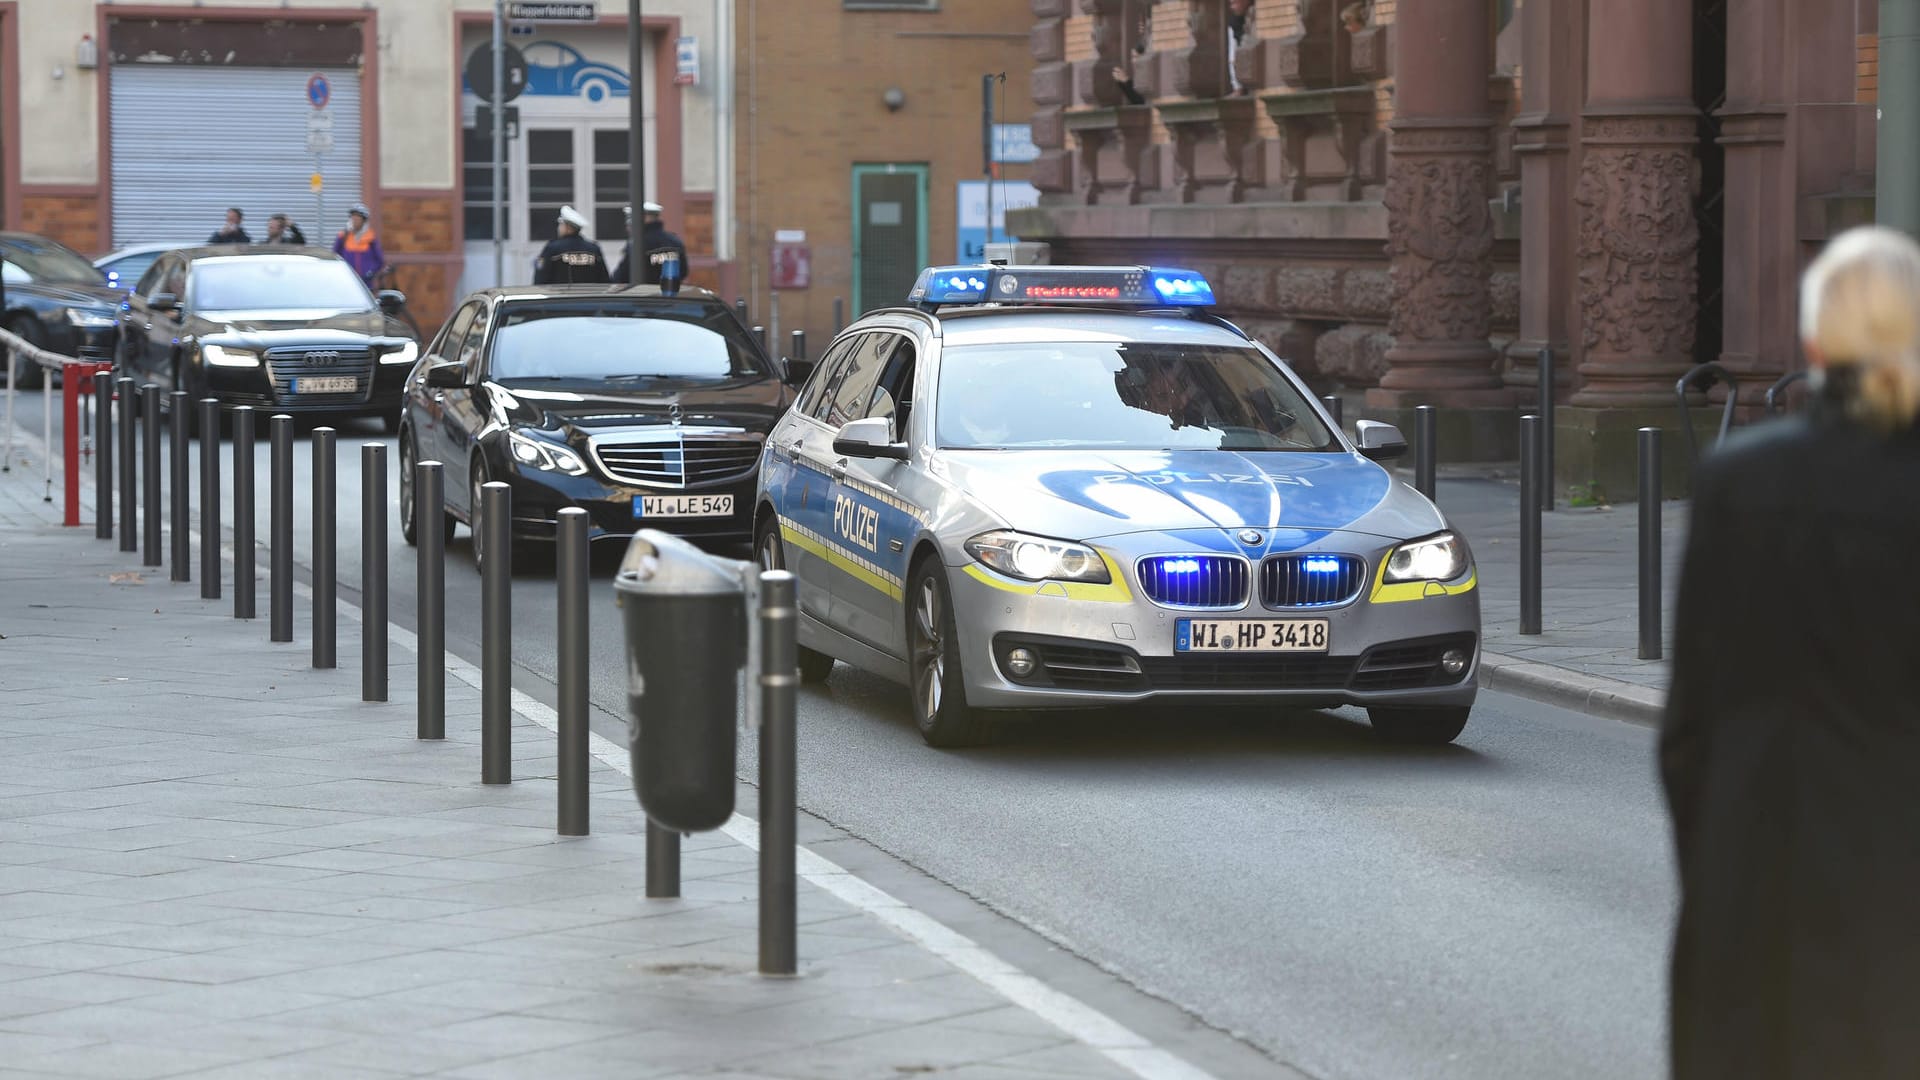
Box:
(753, 265), (1479, 747)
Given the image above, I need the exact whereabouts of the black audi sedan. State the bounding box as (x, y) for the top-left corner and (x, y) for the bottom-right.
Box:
(117, 246), (418, 429)
(398, 285), (792, 572)
(1, 231), (126, 388)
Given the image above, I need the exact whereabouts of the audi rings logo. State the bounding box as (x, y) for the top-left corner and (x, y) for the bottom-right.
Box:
(305, 350), (343, 366)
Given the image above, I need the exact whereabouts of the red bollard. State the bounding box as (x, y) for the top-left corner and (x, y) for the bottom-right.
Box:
(61, 362), (113, 528)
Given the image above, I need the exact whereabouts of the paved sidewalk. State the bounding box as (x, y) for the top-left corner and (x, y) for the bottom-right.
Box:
(0, 463), (1209, 1078)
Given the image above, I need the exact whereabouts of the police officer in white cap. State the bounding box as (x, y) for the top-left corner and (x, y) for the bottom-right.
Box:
(533, 205), (610, 285)
(612, 201), (688, 288)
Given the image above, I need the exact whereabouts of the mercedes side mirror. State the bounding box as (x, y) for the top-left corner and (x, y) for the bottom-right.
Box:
(1354, 420), (1408, 462)
(375, 289), (407, 315)
(832, 416), (908, 461)
(781, 357), (814, 388)
(424, 362), (469, 389)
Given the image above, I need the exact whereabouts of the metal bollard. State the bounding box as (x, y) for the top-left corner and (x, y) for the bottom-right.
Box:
(362, 444), (388, 701)
(169, 391), (190, 582)
(94, 373), (112, 541)
(753, 324), (767, 354)
(557, 508), (589, 836)
(1414, 404), (1437, 501)
(481, 481), (512, 784)
(417, 460), (446, 740)
(734, 297), (748, 326)
(117, 377), (136, 552)
(1321, 394), (1342, 431)
(312, 428), (336, 669)
(199, 399), (220, 599)
(142, 385), (162, 566)
(759, 569), (799, 976)
(1519, 414), (1542, 635)
(270, 415), (293, 642)
(1538, 348), (1556, 512)
(832, 296), (845, 336)
(232, 407), (256, 620)
(1638, 428), (1662, 660)
(791, 329), (807, 367)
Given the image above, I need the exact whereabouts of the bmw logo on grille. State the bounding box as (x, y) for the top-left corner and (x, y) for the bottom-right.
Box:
(1238, 529), (1264, 547)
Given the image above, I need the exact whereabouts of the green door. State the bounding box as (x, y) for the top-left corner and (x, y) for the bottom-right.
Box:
(852, 164), (928, 315)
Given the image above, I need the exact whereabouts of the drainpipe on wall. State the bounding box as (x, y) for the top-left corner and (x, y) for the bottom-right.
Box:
(715, 0), (735, 273)
(1879, 0), (1920, 236)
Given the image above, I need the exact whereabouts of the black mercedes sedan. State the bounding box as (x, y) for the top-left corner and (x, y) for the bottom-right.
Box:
(1, 231), (126, 388)
(398, 285), (793, 573)
(117, 246), (418, 429)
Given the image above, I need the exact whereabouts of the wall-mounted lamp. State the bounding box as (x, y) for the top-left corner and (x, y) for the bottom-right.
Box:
(883, 87), (905, 112)
(76, 33), (99, 70)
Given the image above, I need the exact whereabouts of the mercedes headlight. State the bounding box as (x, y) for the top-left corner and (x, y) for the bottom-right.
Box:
(66, 309), (117, 329)
(965, 530), (1111, 583)
(380, 341), (420, 366)
(505, 430), (588, 476)
(1383, 531), (1469, 583)
(201, 344), (261, 368)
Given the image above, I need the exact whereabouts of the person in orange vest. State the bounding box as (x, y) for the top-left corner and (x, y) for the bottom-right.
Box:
(332, 203), (385, 285)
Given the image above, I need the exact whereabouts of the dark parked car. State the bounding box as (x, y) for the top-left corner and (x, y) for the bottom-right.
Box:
(398, 284), (795, 572)
(0, 231), (125, 388)
(117, 246), (418, 429)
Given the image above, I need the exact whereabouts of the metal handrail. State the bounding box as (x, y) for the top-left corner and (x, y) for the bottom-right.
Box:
(1674, 362), (1740, 464)
(1764, 370), (1809, 416)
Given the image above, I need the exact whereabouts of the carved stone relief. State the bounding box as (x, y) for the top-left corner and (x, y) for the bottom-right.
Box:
(1574, 139), (1698, 360)
(1383, 149), (1494, 344)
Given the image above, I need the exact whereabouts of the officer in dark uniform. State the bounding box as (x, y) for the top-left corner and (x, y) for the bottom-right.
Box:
(533, 206), (610, 285)
(612, 201), (688, 288)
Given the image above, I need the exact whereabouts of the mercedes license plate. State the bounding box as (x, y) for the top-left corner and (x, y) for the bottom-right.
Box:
(1176, 618), (1329, 653)
(634, 494), (733, 519)
(294, 376), (357, 394)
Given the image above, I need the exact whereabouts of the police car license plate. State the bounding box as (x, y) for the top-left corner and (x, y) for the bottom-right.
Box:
(294, 376), (357, 394)
(1176, 618), (1329, 653)
(634, 494), (733, 518)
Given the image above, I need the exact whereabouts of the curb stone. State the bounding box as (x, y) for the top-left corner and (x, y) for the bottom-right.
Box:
(1480, 651), (1665, 727)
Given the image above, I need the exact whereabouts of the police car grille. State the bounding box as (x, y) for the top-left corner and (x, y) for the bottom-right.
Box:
(266, 347), (375, 398)
(594, 440), (760, 487)
(1136, 555), (1249, 609)
(1261, 554), (1367, 608)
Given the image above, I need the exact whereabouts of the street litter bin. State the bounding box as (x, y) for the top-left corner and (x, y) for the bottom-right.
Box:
(613, 529), (746, 832)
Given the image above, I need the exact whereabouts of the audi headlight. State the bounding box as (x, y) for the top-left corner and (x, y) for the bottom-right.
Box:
(1383, 531), (1470, 583)
(380, 341), (420, 366)
(965, 530), (1111, 584)
(505, 430), (587, 476)
(66, 309), (117, 329)
(201, 344), (261, 368)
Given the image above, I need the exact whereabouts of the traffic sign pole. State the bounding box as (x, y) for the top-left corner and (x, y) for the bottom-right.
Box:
(493, 1), (506, 287)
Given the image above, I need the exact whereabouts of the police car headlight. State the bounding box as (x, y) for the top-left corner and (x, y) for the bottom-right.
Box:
(380, 341), (419, 365)
(965, 530), (1111, 584)
(505, 430), (588, 476)
(66, 308), (118, 329)
(201, 344), (260, 368)
(1383, 532), (1469, 583)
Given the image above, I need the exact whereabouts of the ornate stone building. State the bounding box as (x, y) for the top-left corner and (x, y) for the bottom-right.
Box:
(1009, 0), (1882, 495)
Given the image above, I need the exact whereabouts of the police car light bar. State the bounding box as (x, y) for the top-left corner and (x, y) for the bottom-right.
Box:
(908, 265), (1217, 308)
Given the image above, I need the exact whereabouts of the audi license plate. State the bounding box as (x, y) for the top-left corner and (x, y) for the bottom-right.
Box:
(294, 376), (357, 394)
(1176, 618), (1329, 653)
(634, 494), (733, 519)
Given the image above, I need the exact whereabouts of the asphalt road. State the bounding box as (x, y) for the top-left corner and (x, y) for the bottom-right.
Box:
(12, 399), (1677, 1080)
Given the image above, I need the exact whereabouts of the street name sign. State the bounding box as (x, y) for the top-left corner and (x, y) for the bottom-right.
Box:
(506, 1), (597, 22)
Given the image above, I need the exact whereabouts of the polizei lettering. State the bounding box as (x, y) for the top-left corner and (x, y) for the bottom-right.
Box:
(833, 493), (880, 553)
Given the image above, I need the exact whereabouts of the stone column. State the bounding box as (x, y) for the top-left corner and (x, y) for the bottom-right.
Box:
(1716, 0), (1792, 390)
(1368, 0), (1511, 452)
(1569, 1), (1698, 407)
(1507, 0), (1583, 397)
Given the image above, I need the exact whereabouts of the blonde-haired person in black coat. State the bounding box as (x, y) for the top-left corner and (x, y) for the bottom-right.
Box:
(1663, 224), (1920, 1080)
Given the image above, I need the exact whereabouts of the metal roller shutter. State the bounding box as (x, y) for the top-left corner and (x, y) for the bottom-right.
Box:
(109, 65), (363, 249)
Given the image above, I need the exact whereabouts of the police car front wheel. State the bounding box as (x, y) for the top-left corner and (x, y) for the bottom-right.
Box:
(1366, 706), (1470, 746)
(754, 519), (835, 685)
(907, 561), (995, 748)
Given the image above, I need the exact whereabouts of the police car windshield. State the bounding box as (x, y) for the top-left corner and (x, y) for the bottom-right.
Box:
(490, 303), (767, 381)
(192, 259), (373, 312)
(937, 342), (1335, 452)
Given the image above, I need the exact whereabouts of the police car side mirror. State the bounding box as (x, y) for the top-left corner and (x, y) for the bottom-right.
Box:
(375, 289), (407, 314)
(781, 357), (814, 387)
(832, 417), (907, 460)
(1353, 420), (1407, 462)
(424, 361), (469, 389)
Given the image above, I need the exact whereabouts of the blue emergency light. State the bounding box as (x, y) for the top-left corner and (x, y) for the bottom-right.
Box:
(908, 264), (1216, 309)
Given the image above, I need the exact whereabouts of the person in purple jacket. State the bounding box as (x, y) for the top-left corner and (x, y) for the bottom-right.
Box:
(332, 203), (385, 285)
